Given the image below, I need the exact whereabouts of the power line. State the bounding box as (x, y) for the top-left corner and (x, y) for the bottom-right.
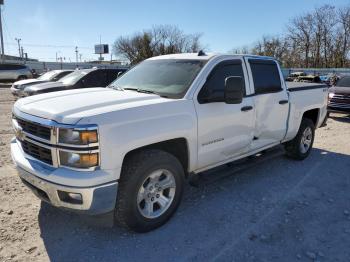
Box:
(4, 42), (93, 50)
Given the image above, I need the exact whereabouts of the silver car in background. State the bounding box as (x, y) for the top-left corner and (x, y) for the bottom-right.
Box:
(11, 69), (73, 96)
(0, 63), (32, 82)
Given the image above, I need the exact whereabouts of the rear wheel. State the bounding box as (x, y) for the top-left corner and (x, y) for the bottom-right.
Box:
(285, 118), (315, 160)
(115, 149), (185, 232)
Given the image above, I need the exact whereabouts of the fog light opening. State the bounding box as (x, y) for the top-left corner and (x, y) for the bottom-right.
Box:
(57, 191), (83, 205)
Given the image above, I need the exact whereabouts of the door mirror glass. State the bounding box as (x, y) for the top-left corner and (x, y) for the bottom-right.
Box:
(224, 76), (244, 104)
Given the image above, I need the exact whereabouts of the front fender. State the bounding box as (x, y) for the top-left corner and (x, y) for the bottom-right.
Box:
(81, 100), (198, 180)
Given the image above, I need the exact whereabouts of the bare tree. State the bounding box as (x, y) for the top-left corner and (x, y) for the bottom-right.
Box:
(113, 25), (203, 64)
(231, 4), (350, 68)
(287, 13), (314, 67)
(251, 36), (288, 62)
(338, 6), (350, 67)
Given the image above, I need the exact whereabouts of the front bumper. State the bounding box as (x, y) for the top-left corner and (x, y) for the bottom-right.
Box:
(327, 106), (350, 113)
(10, 86), (27, 97)
(11, 138), (118, 215)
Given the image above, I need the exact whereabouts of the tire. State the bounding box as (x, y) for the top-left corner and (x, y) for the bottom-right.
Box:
(115, 149), (185, 232)
(17, 75), (27, 81)
(284, 118), (315, 160)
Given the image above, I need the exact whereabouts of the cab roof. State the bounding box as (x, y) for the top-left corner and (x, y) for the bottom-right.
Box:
(147, 52), (277, 62)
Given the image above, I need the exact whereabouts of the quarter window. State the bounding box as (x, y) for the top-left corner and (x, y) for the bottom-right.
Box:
(249, 60), (282, 94)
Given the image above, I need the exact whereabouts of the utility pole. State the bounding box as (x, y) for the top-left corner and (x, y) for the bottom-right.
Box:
(15, 38), (21, 58)
(79, 53), (82, 62)
(21, 46), (24, 60)
(99, 35), (103, 62)
(75, 46), (78, 63)
(0, 1), (5, 63)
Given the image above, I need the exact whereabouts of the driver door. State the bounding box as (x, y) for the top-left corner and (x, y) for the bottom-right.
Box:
(194, 59), (255, 170)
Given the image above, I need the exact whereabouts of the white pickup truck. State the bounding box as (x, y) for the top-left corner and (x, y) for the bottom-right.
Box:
(11, 53), (328, 232)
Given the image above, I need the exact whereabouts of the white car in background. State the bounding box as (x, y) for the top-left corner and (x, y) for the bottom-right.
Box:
(11, 69), (73, 96)
(0, 64), (32, 82)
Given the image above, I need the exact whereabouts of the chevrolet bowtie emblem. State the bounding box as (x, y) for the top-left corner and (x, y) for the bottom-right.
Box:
(12, 119), (26, 141)
(15, 125), (26, 141)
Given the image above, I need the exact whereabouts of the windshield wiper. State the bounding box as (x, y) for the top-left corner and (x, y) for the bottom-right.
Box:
(124, 88), (168, 98)
(109, 85), (124, 91)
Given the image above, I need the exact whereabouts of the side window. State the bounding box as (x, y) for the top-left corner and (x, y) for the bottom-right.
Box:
(83, 71), (107, 87)
(56, 71), (71, 80)
(249, 60), (282, 94)
(107, 70), (120, 84)
(9, 64), (23, 70)
(1, 64), (15, 70)
(198, 61), (245, 103)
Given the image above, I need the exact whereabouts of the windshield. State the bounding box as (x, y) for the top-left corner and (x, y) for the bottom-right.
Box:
(109, 59), (206, 98)
(37, 71), (59, 81)
(336, 76), (350, 87)
(59, 70), (89, 85)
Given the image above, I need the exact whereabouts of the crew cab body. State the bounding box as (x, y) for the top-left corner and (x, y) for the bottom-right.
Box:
(11, 53), (328, 231)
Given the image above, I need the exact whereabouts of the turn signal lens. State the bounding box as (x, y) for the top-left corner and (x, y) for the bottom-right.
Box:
(80, 131), (98, 144)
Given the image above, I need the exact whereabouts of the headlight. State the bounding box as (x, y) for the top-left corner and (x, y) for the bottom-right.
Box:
(59, 151), (99, 169)
(58, 128), (98, 145)
(328, 92), (335, 99)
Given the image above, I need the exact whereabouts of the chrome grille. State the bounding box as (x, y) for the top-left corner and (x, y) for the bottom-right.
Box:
(16, 117), (51, 140)
(329, 94), (350, 109)
(13, 113), (99, 170)
(20, 140), (53, 165)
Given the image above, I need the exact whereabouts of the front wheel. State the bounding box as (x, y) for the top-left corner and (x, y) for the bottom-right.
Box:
(284, 118), (315, 160)
(115, 150), (185, 232)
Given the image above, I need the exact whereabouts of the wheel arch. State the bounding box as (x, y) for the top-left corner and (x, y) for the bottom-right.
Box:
(302, 108), (319, 126)
(121, 138), (190, 177)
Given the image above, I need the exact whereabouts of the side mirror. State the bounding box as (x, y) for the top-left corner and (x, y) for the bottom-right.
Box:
(224, 76), (244, 104)
(117, 71), (124, 78)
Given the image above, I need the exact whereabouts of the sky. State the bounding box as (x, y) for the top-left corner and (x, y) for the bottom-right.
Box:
(2, 0), (350, 62)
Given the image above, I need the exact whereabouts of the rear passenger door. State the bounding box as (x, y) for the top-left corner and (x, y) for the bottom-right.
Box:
(245, 58), (289, 149)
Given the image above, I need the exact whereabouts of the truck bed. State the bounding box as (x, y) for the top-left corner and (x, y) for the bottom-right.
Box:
(284, 81), (328, 142)
(286, 82), (327, 91)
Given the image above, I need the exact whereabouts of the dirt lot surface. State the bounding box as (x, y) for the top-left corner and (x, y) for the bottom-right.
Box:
(0, 87), (350, 262)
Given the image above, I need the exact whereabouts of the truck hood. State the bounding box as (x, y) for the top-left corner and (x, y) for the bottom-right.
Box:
(14, 87), (168, 124)
(25, 81), (66, 92)
(17, 80), (48, 90)
(14, 79), (40, 86)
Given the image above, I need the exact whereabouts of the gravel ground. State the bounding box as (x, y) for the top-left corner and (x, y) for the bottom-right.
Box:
(0, 86), (350, 262)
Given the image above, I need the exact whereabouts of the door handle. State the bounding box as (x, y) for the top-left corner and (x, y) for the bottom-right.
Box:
(241, 106), (253, 112)
(279, 100), (288, 105)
